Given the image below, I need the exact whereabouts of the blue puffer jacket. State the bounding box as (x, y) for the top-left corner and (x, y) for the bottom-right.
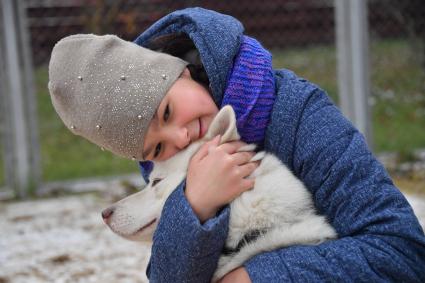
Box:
(134, 7), (425, 283)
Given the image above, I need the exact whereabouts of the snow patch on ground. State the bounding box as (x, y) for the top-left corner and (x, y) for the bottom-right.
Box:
(405, 194), (425, 229)
(0, 195), (150, 283)
(0, 191), (424, 283)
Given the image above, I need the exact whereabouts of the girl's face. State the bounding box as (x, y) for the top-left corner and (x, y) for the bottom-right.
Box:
(142, 68), (219, 161)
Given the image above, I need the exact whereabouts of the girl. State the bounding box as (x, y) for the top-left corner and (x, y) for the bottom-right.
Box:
(49, 7), (425, 283)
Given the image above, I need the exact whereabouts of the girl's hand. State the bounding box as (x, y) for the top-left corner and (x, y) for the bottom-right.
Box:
(185, 135), (258, 222)
(218, 267), (251, 283)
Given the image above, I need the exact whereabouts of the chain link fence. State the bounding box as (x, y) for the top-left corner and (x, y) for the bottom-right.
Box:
(1, 0), (424, 192)
(28, 0), (338, 66)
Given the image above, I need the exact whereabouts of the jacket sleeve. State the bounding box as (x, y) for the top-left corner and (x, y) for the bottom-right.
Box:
(147, 180), (230, 283)
(243, 69), (425, 282)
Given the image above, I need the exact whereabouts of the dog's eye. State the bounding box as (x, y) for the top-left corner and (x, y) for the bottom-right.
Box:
(152, 178), (162, 187)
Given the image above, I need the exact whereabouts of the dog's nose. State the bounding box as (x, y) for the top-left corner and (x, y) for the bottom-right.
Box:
(102, 207), (115, 220)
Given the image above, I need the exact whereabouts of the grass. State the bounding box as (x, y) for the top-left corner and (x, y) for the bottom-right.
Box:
(0, 39), (424, 184)
(272, 44), (338, 101)
(35, 69), (137, 181)
(370, 40), (425, 152)
(272, 39), (425, 153)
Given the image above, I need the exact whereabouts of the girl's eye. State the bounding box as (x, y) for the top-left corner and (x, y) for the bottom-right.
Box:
(163, 104), (170, 122)
(153, 143), (162, 158)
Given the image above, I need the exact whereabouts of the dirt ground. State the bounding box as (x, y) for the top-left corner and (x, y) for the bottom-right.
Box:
(0, 193), (150, 283)
(0, 188), (424, 283)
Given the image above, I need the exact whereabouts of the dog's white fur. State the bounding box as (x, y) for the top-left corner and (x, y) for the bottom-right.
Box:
(103, 106), (337, 281)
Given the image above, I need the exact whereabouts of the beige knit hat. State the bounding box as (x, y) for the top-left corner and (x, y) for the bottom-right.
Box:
(48, 34), (188, 161)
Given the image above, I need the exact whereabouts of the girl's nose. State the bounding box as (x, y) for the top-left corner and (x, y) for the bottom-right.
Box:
(174, 127), (190, 149)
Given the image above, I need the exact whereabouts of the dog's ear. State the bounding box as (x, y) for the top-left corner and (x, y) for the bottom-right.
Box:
(204, 105), (240, 143)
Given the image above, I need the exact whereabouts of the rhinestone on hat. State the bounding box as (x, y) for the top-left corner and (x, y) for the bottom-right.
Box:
(162, 74), (167, 80)
(70, 125), (76, 130)
(131, 156), (136, 161)
(78, 76), (83, 81)
(120, 75), (126, 81)
(137, 114), (142, 120)
(96, 125), (101, 130)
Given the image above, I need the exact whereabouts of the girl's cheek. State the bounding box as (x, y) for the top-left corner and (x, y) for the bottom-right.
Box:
(161, 147), (177, 161)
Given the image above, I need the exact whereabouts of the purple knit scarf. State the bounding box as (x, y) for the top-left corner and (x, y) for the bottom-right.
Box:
(221, 35), (275, 145)
(140, 36), (275, 182)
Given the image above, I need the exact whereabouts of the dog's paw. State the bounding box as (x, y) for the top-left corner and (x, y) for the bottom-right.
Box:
(212, 261), (241, 282)
(213, 255), (232, 282)
(238, 144), (257, 152)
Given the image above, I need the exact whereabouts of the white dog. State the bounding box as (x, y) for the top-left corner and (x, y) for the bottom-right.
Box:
(102, 105), (337, 281)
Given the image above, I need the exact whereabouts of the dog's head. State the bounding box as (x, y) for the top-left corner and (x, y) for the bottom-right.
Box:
(101, 106), (241, 241)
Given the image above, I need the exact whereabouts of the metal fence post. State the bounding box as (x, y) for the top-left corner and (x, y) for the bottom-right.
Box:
(17, 0), (42, 195)
(0, 5), (15, 198)
(335, 0), (372, 147)
(1, 0), (40, 198)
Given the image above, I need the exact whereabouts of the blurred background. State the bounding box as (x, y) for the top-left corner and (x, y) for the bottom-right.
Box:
(1, 0), (424, 197)
(1, 1), (424, 282)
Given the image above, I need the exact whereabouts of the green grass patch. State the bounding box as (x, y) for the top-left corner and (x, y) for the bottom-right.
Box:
(36, 68), (137, 181)
(272, 45), (338, 102)
(370, 40), (425, 152)
(272, 39), (425, 153)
